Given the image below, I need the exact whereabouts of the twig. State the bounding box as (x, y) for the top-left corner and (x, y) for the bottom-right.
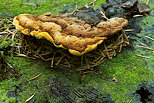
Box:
(119, 44), (123, 52)
(135, 45), (153, 51)
(122, 30), (129, 42)
(104, 43), (112, 59)
(137, 54), (150, 59)
(89, 0), (97, 6)
(5, 60), (13, 69)
(26, 93), (36, 102)
(100, 11), (109, 20)
(55, 54), (66, 65)
(28, 73), (42, 81)
(5, 29), (18, 41)
(0, 26), (9, 30)
(70, 5), (78, 15)
(145, 36), (154, 41)
(133, 15), (143, 17)
(125, 29), (134, 32)
(0, 32), (8, 35)
(51, 53), (56, 68)
(64, 59), (71, 67)
(15, 53), (36, 59)
(140, 43), (148, 46)
(103, 49), (113, 52)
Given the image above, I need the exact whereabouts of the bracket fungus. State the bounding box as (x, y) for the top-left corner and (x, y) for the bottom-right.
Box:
(13, 13), (128, 55)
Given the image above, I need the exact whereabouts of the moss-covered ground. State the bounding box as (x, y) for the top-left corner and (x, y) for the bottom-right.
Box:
(0, 0), (105, 16)
(0, 49), (153, 103)
(0, 0), (154, 103)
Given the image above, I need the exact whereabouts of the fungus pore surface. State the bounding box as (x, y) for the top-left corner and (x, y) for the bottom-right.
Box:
(13, 13), (128, 55)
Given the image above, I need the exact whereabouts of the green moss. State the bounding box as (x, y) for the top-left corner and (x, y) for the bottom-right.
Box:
(0, 0), (106, 16)
(134, 2), (154, 74)
(0, 38), (12, 49)
(1, 49), (153, 102)
(0, 0), (154, 103)
(0, 79), (19, 102)
(5, 56), (79, 102)
(82, 50), (153, 102)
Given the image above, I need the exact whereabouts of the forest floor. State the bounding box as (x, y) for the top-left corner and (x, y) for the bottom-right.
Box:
(0, 0), (154, 103)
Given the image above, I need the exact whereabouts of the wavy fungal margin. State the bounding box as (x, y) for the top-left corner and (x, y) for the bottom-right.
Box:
(13, 13), (128, 55)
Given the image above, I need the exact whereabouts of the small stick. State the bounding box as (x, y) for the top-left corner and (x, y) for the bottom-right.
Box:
(28, 73), (42, 81)
(55, 54), (66, 65)
(90, 56), (101, 64)
(133, 15), (143, 17)
(70, 5), (78, 15)
(89, 0), (97, 6)
(26, 93), (36, 102)
(100, 11), (109, 20)
(117, 32), (124, 41)
(104, 43), (112, 59)
(135, 45), (153, 51)
(140, 43), (148, 46)
(103, 49), (113, 52)
(37, 54), (46, 61)
(125, 29), (134, 32)
(5, 29), (17, 41)
(0, 26), (9, 30)
(145, 36), (154, 41)
(15, 53), (36, 59)
(119, 44), (123, 52)
(137, 54), (150, 59)
(124, 41), (129, 45)
(0, 32), (8, 35)
(99, 50), (105, 56)
(113, 50), (117, 56)
(115, 39), (124, 46)
(122, 30), (129, 41)
(51, 53), (55, 68)
(5, 61), (13, 68)
(64, 59), (71, 67)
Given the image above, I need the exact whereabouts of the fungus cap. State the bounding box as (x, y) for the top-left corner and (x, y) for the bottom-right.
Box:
(13, 13), (128, 55)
